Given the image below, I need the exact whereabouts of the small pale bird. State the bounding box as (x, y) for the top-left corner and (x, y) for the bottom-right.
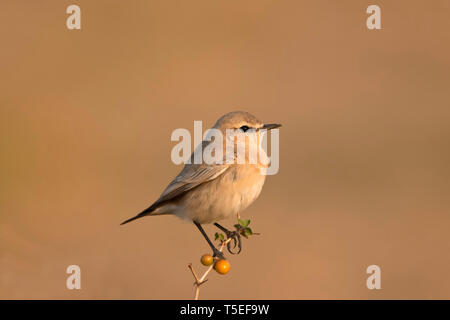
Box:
(121, 111), (281, 259)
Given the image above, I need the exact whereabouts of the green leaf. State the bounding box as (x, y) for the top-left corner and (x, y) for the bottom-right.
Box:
(245, 227), (253, 236)
(215, 232), (225, 241)
(238, 219), (250, 227)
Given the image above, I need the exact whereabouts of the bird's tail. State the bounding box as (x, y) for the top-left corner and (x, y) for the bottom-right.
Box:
(120, 202), (160, 225)
(120, 214), (145, 225)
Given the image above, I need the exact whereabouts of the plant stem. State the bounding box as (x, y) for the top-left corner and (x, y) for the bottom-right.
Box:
(188, 238), (232, 300)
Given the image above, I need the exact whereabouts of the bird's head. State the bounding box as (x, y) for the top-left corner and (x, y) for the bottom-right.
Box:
(205, 111), (281, 169)
(213, 111), (281, 133)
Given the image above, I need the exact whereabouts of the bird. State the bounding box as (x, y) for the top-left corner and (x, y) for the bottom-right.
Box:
(121, 111), (281, 259)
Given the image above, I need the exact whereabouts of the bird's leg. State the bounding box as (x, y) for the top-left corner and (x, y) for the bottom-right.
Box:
(193, 221), (226, 260)
(214, 223), (242, 255)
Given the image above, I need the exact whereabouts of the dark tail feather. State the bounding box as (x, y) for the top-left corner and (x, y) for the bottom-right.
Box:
(120, 203), (159, 225)
(120, 214), (145, 225)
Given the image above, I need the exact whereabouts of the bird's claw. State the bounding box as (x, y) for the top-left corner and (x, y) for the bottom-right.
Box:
(225, 229), (242, 255)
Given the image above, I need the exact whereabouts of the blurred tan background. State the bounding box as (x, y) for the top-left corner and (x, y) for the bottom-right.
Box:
(1, 0), (450, 299)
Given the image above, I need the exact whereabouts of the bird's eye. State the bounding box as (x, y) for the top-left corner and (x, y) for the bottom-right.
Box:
(240, 125), (250, 132)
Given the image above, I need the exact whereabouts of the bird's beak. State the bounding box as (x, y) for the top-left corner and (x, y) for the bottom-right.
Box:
(262, 123), (282, 130)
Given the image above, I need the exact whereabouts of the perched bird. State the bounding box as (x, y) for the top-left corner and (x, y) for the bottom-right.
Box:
(121, 111), (281, 259)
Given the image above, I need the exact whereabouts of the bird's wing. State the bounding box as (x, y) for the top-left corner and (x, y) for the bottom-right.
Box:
(156, 162), (229, 205)
(120, 139), (231, 225)
(121, 162), (229, 225)
(155, 138), (232, 205)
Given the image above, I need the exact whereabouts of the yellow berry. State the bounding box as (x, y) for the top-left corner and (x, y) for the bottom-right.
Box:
(214, 259), (230, 275)
(201, 254), (214, 266)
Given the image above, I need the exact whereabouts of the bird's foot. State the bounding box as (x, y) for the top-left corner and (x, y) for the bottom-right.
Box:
(214, 222), (244, 255)
(224, 227), (243, 255)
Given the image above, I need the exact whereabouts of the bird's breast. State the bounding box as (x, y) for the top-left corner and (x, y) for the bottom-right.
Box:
(178, 165), (266, 224)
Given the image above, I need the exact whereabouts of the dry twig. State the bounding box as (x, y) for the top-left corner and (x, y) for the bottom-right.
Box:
(188, 238), (232, 300)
